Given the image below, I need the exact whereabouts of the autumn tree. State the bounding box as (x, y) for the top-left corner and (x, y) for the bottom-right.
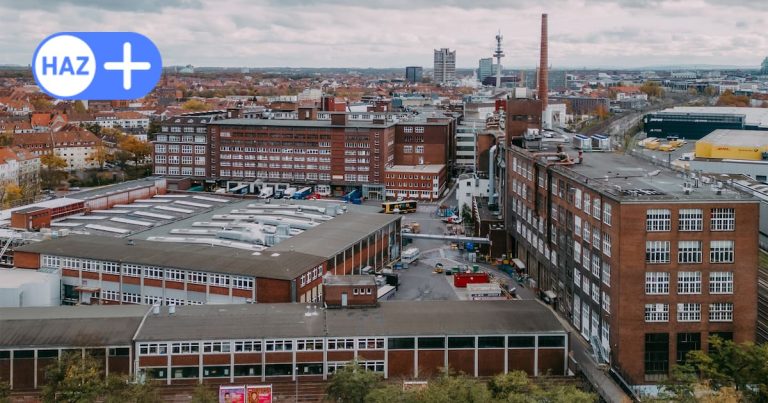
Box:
(82, 122), (102, 136)
(40, 154), (68, 189)
(118, 136), (152, 165)
(73, 100), (87, 113)
(3, 183), (22, 208)
(594, 104), (610, 120)
(31, 97), (53, 111)
(640, 81), (664, 98)
(88, 145), (114, 170)
(716, 90), (751, 107)
(182, 99), (209, 111)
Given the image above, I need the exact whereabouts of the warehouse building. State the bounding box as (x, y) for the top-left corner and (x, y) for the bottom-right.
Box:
(12, 199), (401, 306)
(0, 300), (568, 390)
(689, 130), (768, 182)
(644, 107), (768, 140)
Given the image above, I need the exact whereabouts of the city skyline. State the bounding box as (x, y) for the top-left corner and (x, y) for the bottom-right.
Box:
(0, 0), (765, 69)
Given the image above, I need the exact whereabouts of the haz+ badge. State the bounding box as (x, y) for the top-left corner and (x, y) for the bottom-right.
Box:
(32, 32), (162, 100)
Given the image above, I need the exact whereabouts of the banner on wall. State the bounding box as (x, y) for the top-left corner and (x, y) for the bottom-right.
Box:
(246, 385), (273, 403)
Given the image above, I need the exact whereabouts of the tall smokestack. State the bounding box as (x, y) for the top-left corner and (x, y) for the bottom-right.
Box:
(538, 13), (549, 111)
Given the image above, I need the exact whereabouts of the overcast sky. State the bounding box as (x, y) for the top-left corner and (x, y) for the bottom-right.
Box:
(0, 0), (765, 69)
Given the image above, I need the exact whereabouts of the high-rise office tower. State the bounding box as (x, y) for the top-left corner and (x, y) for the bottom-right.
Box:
(478, 58), (493, 84)
(433, 48), (456, 84)
(405, 66), (423, 83)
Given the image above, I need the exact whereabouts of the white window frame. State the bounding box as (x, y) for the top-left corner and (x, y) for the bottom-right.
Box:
(677, 303), (701, 322)
(646, 209), (671, 232)
(645, 272), (670, 295)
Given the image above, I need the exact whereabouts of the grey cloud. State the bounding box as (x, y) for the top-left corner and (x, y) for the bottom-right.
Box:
(265, 0), (567, 9)
(0, 0), (202, 12)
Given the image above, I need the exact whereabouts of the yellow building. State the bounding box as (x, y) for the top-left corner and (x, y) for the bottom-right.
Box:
(695, 129), (768, 161)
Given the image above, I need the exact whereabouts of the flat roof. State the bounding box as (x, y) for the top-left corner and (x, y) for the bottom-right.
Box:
(386, 164), (445, 173)
(15, 235), (326, 280)
(698, 129), (768, 147)
(135, 300), (565, 341)
(659, 106), (768, 128)
(325, 274), (376, 286)
(210, 118), (395, 129)
(65, 178), (163, 201)
(269, 210), (400, 258)
(515, 142), (756, 202)
(0, 305), (147, 348)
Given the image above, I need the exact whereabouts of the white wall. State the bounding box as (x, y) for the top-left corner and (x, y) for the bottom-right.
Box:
(0, 269), (61, 307)
(457, 174), (489, 212)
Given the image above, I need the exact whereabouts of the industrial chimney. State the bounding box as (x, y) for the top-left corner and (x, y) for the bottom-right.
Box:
(538, 13), (549, 111)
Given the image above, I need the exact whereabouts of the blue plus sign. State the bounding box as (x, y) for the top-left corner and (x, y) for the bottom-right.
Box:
(103, 42), (151, 90)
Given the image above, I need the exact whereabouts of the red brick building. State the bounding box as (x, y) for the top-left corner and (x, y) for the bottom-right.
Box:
(505, 138), (759, 386)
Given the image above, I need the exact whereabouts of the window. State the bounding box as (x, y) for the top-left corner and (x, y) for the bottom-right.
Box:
(202, 341), (231, 353)
(645, 272), (670, 294)
(710, 240), (734, 263)
(583, 221), (591, 244)
(478, 336), (504, 348)
(709, 302), (733, 322)
(418, 337), (445, 349)
(645, 333), (669, 375)
(710, 208), (735, 231)
(507, 336), (535, 348)
(403, 145), (413, 153)
(601, 260), (610, 286)
(602, 292), (611, 313)
(677, 241), (702, 263)
(678, 209), (703, 231)
(646, 241), (670, 263)
(602, 233), (611, 256)
(574, 242), (581, 264)
(573, 267), (581, 287)
(539, 336), (565, 348)
(709, 272), (733, 294)
(677, 271), (701, 294)
(447, 337), (475, 349)
(574, 216), (582, 238)
(265, 340), (293, 352)
(138, 343), (168, 355)
(646, 209), (671, 231)
(357, 338), (385, 350)
(583, 193), (591, 213)
(593, 199), (601, 218)
(234, 365), (262, 377)
(676, 333), (701, 364)
(591, 282), (600, 303)
(234, 340), (262, 352)
(603, 203), (612, 225)
(265, 364), (293, 376)
(172, 367), (199, 379)
(327, 338), (355, 350)
(296, 339), (324, 351)
(171, 342), (200, 354)
(645, 304), (669, 322)
(388, 337), (415, 350)
(415, 146), (424, 154)
(677, 303), (701, 322)
(574, 188), (582, 209)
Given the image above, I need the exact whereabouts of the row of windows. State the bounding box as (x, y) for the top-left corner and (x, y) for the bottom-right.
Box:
(144, 360), (385, 380)
(402, 145), (425, 154)
(645, 240), (734, 264)
(299, 266), (323, 288)
(42, 255), (254, 289)
(137, 335), (564, 356)
(154, 166), (206, 176)
(154, 144), (206, 154)
(645, 271), (733, 295)
(646, 208), (735, 232)
(644, 302), (733, 322)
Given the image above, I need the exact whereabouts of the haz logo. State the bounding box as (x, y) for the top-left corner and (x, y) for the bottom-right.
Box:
(32, 32), (162, 100)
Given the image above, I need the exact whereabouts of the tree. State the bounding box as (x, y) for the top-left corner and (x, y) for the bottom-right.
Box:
(594, 104), (610, 120)
(0, 381), (9, 403)
(326, 362), (384, 403)
(182, 99), (209, 111)
(42, 351), (160, 403)
(190, 384), (217, 403)
(704, 86), (719, 97)
(489, 371), (596, 403)
(40, 154), (68, 190)
(3, 183), (22, 208)
(659, 337), (768, 402)
(716, 90), (751, 107)
(82, 122), (102, 137)
(147, 120), (161, 141)
(640, 81), (664, 98)
(118, 136), (152, 165)
(73, 100), (87, 113)
(41, 352), (105, 403)
(414, 373), (493, 403)
(31, 97), (53, 111)
(88, 145), (113, 171)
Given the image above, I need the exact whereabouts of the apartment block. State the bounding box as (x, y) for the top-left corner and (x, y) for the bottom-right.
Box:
(153, 111), (229, 178)
(505, 141), (758, 386)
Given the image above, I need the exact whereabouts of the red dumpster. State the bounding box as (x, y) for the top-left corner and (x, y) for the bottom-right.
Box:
(453, 272), (490, 288)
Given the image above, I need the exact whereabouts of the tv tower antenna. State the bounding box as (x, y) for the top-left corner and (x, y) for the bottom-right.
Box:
(493, 30), (505, 88)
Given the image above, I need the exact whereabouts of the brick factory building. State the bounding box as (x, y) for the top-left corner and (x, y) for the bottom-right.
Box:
(503, 113), (759, 386)
(0, 300), (568, 390)
(12, 198), (401, 306)
(152, 110), (455, 200)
